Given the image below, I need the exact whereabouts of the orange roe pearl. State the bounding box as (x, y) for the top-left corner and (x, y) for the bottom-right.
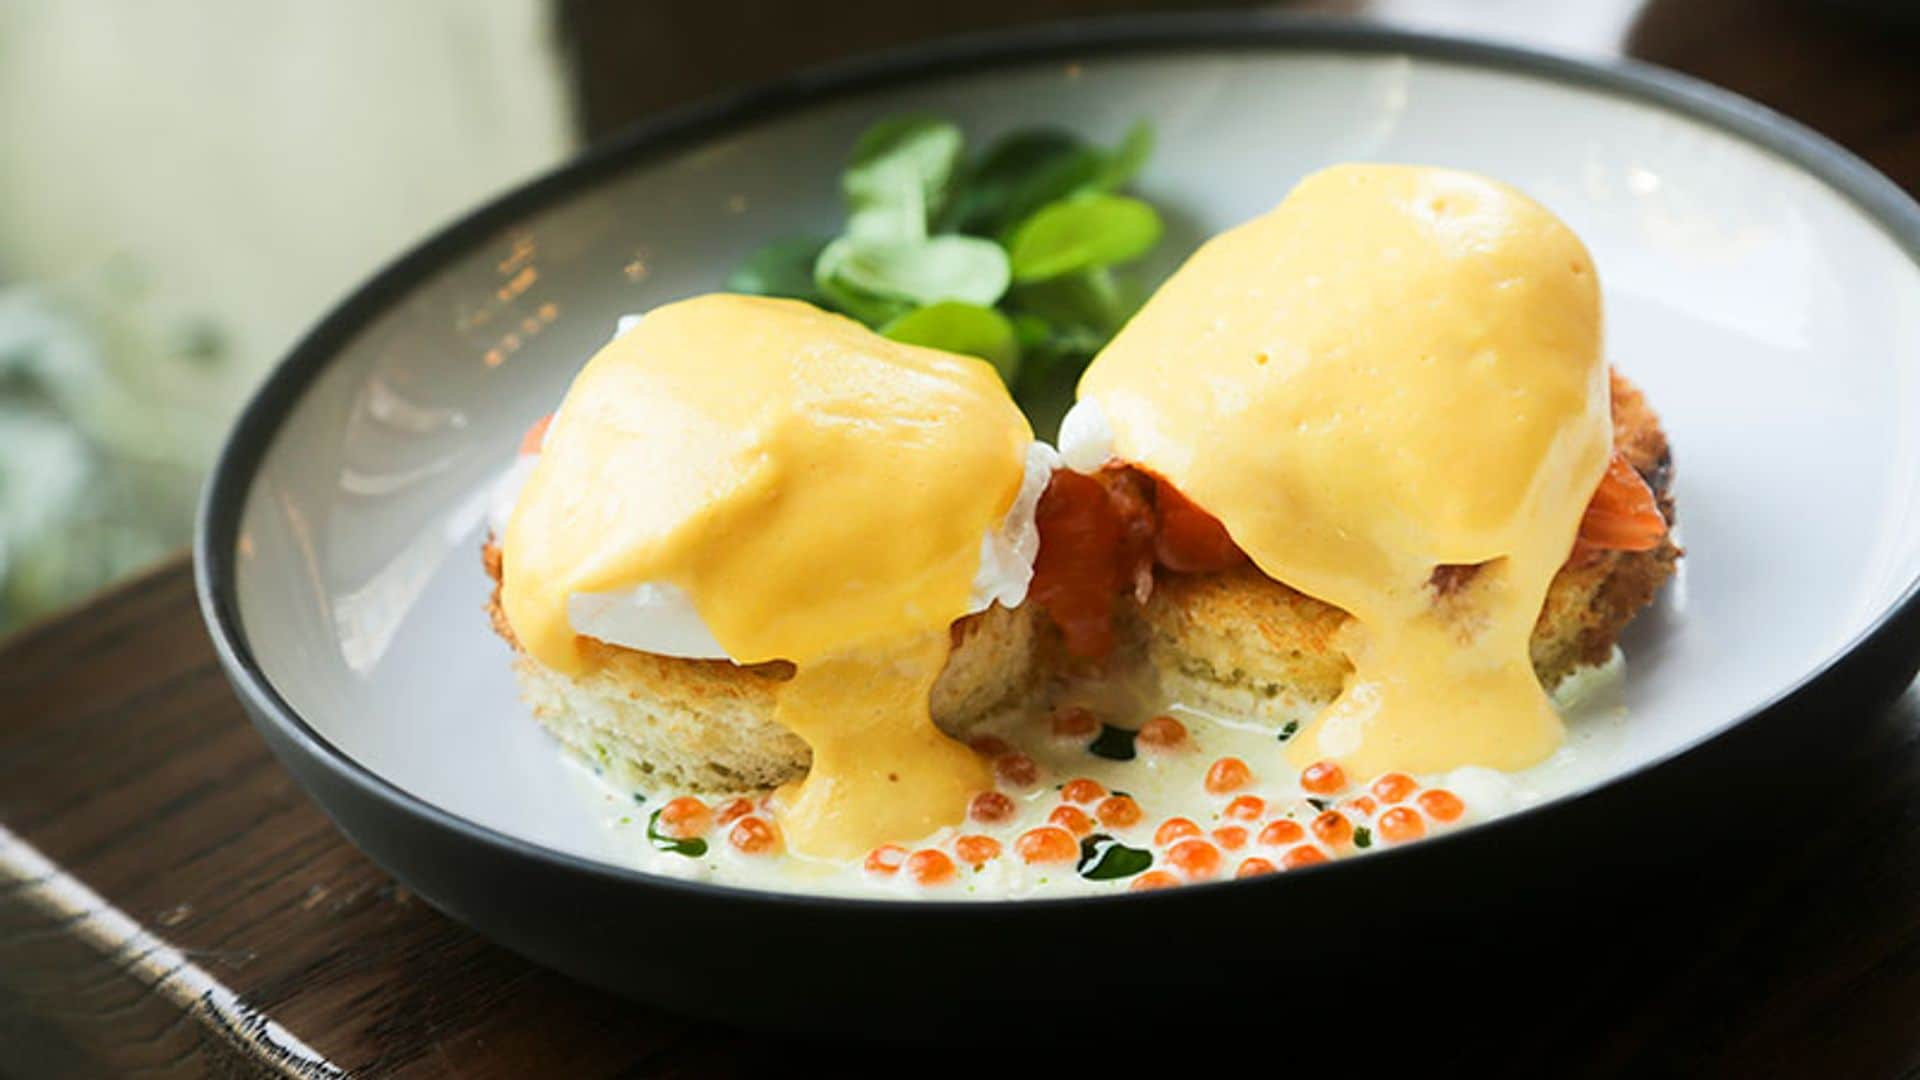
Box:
(1281, 845), (1329, 870)
(657, 796), (712, 839)
(728, 816), (779, 855)
(954, 834), (1002, 867)
(1154, 817), (1202, 847)
(969, 734), (1011, 757)
(1048, 805), (1094, 837)
(1311, 810), (1353, 848)
(1300, 760), (1348, 796)
(1096, 795), (1143, 828)
(906, 849), (957, 885)
(1258, 819), (1306, 847)
(1131, 870), (1180, 892)
(1061, 778), (1107, 804)
(864, 844), (907, 875)
(1166, 838), (1223, 880)
(1223, 795), (1266, 821)
(995, 753), (1040, 787)
(1342, 795), (1378, 819)
(1016, 826), (1080, 864)
(1050, 706), (1099, 739)
(1205, 757), (1253, 794)
(715, 797), (755, 826)
(1371, 772), (1417, 804)
(1378, 806), (1427, 843)
(1418, 788), (1466, 823)
(969, 791), (1015, 824)
(1211, 826), (1248, 851)
(1137, 715), (1189, 750)
(1237, 857), (1276, 878)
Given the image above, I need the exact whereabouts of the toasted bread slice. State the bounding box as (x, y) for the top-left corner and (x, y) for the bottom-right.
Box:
(482, 541), (1036, 792)
(1141, 371), (1681, 723)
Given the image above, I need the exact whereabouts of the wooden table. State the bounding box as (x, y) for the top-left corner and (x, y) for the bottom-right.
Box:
(5, 3), (1919, 1075)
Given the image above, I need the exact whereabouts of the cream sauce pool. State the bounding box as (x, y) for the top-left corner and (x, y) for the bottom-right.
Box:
(566, 656), (1628, 899)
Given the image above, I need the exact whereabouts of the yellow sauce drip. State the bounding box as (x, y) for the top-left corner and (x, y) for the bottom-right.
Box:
(1080, 164), (1610, 777)
(502, 295), (1028, 858)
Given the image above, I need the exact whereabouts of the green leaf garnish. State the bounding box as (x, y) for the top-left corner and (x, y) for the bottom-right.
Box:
(882, 302), (1019, 382)
(1009, 194), (1163, 283)
(1354, 826), (1373, 850)
(1078, 833), (1153, 880)
(1093, 120), (1155, 193)
(646, 808), (708, 858)
(631, 791), (648, 805)
(722, 113), (1167, 402)
(726, 236), (827, 302)
(844, 115), (963, 239)
(950, 130), (1103, 235)
(1277, 720), (1300, 743)
(1088, 723), (1137, 761)
(815, 235), (1010, 313)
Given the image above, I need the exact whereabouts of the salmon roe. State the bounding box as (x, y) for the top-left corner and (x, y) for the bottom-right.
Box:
(969, 791), (1016, 824)
(1050, 706), (1100, 739)
(714, 797), (755, 826)
(1061, 778), (1107, 804)
(1281, 845), (1329, 870)
(968, 734), (1012, 757)
(1211, 826), (1248, 851)
(1258, 819), (1306, 847)
(954, 835), (1002, 867)
(1131, 870), (1180, 892)
(1342, 795), (1378, 819)
(1166, 838), (1223, 880)
(1096, 795), (1143, 828)
(1137, 715), (1189, 750)
(657, 796), (712, 838)
(1300, 760), (1348, 796)
(995, 753), (1041, 787)
(1371, 772), (1417, 804)
(1223, 795), (1266, 821)
(1378, 806), (1427, 844)
(906, 849), (957, 885)
(1236, 857), (1277, 878)
(729, 816), (779, 855)
(1417, 788), (1466, 823)
(1154, 817), (1202, 847)
(1310, 809), (1354, 848)
(1016, 826), (1080, 864)
(864, 844), (907, 875)
(1205, 757), (1253, 794)
(1048, 805), (1095, 837)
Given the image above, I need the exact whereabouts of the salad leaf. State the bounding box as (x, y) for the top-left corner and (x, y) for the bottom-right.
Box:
(950, 129), (1104, 236)
(844, 115), (963, 239)
(1093, 120), (1155, 193)
(882, 302), (1020, 383)
(726, 236), (827, 302)
(815, 234), (1010, 312)
(1009, 194), (1163, 283)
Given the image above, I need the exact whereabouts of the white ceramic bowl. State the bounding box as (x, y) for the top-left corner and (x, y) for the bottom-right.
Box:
(195, 16), (1920, 1031)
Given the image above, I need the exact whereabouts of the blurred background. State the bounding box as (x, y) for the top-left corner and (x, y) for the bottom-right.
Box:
(0, 0), (1913, 632)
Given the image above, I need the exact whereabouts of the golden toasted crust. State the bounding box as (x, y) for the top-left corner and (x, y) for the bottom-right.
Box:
(1143, 370), (1681, 723)
(482, 541), (1035, 791)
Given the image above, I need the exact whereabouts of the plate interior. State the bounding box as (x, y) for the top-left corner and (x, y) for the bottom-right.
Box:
(231, 47), (1920, 867)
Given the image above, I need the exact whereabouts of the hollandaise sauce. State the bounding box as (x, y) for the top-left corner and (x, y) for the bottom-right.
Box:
(501, 295), (1031, 859)
(1079, 164), (1612, 779)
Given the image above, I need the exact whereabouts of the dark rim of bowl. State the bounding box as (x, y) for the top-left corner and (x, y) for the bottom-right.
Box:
(196, 12), (1920, 911)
